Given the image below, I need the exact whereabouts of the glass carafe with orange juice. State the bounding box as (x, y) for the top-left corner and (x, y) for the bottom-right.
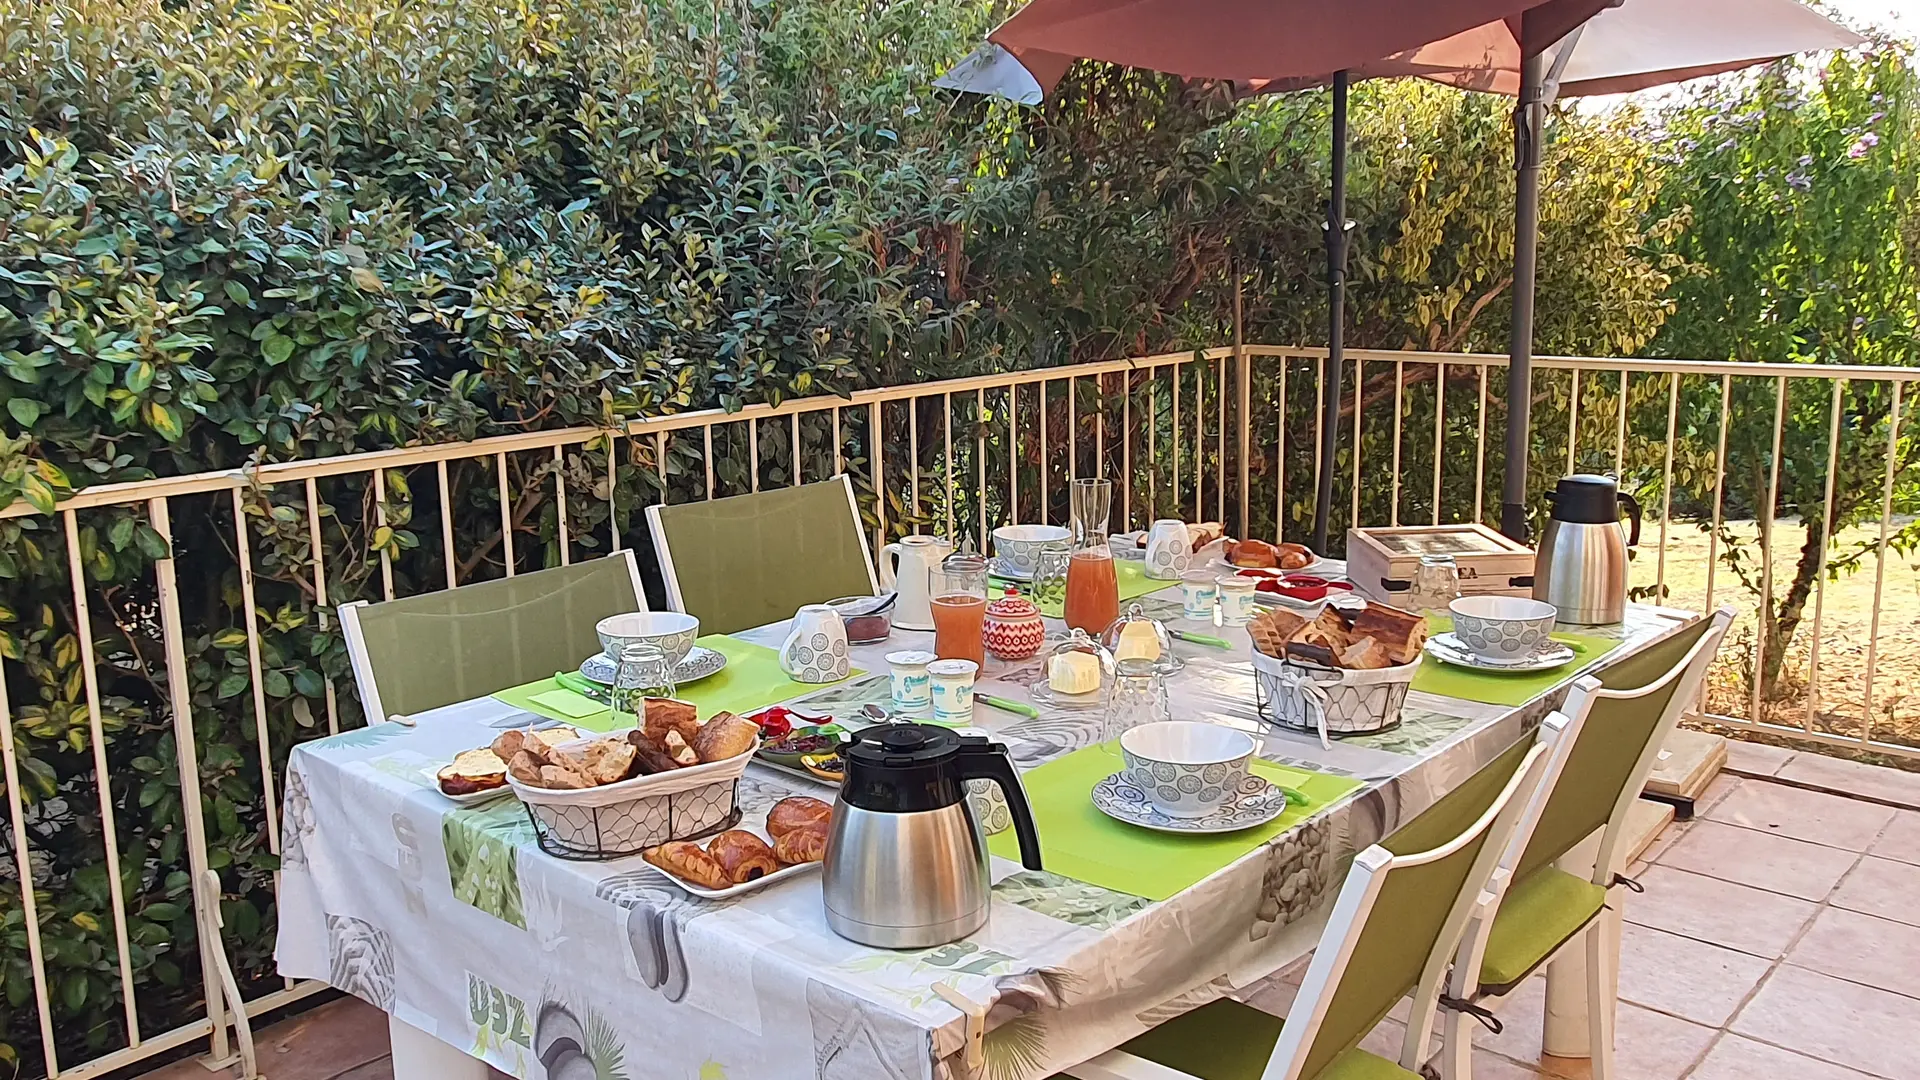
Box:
(1063, 478), (1120, 634)
(930, 554), (989, 667)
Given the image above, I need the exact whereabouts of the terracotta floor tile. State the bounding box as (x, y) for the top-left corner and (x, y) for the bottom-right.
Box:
(1615, 924), (1772, 1027)
(1694, 774), (1742, 815)
(1471, 1050), (1546, 1080)
(1830, 854), (1920, 927)
(1533, 1002), (1714, 1080)
(1870, 809), (1920, 866)
(1788, 905), (1920, 1000)
(256, 998), (392, 1080)
(1688, 1034), (1882, 1080)
(1475, 975), (1549, 1067)
(1638, 818), (1691, 866)
(1732, 964), (1920, 1080)
(1660, 820), (1858, 900)
(1776, 753), (1920, 811)
(1624, 865), (1817, 958)
(1723, 740), (1795, 778)
(335, 1059), (393, 1080)
(1704, 779), (1896, 851)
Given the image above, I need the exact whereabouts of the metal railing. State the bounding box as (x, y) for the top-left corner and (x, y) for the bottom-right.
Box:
(1, 342), (1916, 1078)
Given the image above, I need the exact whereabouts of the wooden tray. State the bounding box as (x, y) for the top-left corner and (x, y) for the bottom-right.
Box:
(1346, 524), (1535, 604)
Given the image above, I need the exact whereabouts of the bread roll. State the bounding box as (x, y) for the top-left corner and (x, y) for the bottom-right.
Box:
(491, 729), (533, 762)
(707, 830), (779, 883)
(507, 750), (546, 785)
(644, 842), (731, 890)
(692, 712), (758, 763)
(643, 698), (701, 748)
(626, 730), (683, 774)
(773, 823), (828, 865)
(767, 796), (832, 839)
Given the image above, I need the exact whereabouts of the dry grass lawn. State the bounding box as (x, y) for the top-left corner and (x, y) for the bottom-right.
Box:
(1636, 518), (1920, 757)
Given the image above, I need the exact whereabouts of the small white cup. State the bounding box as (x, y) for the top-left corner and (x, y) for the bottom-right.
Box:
(886, 650), (937, 715)
(1180, 570), (1218, 619)
(927, 658), (979, 725)
(1217, 575), (1259, 626)
(1142, 519), (1192, 580)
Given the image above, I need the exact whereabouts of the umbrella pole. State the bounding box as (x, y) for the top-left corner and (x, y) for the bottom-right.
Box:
(1500, 49), (1545, 542)
(1312, 70), (1351, 555)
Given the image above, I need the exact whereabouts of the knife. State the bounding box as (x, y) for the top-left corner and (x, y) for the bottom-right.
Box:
(1170, 629), (1232, 650)
(553, 671), (609, 702)
(975, 693), (1040, 719)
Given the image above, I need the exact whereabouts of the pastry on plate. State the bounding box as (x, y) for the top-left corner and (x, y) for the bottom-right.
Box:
(707, 830), (780, 883)
(773, 824), (828, 866)
(437, 748), (507, 795)
(767, 796), (832, 838)
(644, 841), (731, 890)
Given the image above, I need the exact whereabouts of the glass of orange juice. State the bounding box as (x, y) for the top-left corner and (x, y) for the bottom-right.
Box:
(930, 560), (989, 667)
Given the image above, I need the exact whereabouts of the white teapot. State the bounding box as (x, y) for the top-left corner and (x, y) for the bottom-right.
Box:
(876, 534), (952, 631)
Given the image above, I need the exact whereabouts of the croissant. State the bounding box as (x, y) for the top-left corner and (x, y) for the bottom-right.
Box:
(645, 842), (731, 890)
(767, 796), (832, 839)
(707, 830), (779, 884)
(773, 823), (828, 866)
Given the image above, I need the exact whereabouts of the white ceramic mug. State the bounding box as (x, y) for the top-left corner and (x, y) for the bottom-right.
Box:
(886, 650), (936, 715)
(1180, 570), (1218, 619)
(1143, 519), (1192, 580)
(927, 658), (979, 725)
(780, 604), (851, 683)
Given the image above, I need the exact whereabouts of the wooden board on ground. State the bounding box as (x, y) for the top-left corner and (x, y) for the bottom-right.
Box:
(1643, 728), (1727, 818)
(1623, 798), (1676, 865)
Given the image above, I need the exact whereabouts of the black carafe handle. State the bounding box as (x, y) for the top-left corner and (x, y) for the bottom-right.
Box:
(956, 742), (1044, 871)
(1618, 492), (1643, 548)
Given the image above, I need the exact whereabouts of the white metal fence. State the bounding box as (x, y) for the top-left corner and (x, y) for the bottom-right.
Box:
(1, 343), (1916, 1078)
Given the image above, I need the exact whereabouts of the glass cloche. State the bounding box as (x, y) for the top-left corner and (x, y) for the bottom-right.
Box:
(1096, 603), (1182, 676)
(1028, 627), (1116, 708)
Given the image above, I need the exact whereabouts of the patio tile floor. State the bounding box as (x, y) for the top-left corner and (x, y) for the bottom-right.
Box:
(137, 766), (1920, 1080)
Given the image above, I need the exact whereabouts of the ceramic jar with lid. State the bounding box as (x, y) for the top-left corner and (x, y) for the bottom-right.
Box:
(982, 588), (1046, 660)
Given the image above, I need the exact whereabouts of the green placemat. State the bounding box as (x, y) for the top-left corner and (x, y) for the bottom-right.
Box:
(493, 634), (862, 730)
(991, 559), (1171, 618)
(988, 741), (1363, 902)
(1410, 617), (1620, 707)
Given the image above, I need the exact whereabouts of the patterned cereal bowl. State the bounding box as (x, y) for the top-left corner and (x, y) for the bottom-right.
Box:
(1448, 596), (1557, 661)
(1118, 721), (1256, 819)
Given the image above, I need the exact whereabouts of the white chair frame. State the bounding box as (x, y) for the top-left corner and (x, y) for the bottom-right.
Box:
(338, 548), (647, 725)
(1067, 713), (1575, 1080)
(645, 473), (878, 617)
(1438, 607), (1735, 1080)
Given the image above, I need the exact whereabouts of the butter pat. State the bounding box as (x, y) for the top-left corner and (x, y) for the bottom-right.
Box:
(1114, 621), (1162, 664)
(1048, 651), (1102, 695)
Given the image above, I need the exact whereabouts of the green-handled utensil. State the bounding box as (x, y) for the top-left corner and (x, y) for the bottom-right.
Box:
(1170, 629), (1232, 649)
(975, 693), (1040, 719)
(553, 671), (608, 702)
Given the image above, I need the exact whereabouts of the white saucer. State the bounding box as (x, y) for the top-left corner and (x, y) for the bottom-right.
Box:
(1091, 772), (1294, 834)
(580, 645), (729, 686)
(989, 559), (1035, 582)
(1424, 633), (1576, 673)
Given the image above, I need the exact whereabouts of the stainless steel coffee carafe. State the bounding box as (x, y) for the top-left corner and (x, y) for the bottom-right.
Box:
(1532, 474), (1641, 625)
(822, 725), (1042, 949)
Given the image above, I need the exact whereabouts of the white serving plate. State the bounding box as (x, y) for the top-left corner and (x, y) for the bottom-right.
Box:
(645, 856), (822, 899)
(1424, 633), (1576, 673)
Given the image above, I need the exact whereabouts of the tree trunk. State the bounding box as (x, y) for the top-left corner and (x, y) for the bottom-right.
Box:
(1760, 513), (1827, 699)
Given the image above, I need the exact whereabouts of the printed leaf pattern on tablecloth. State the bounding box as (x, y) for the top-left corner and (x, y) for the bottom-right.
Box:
(1251, 817), (1337, 942)
(1341, 706), (1477, 757)
(326, 915), (395, 1010)
(444, 799), (534, 928)
(992, 871), (1150, 931)
(533, 995), (631, 1080)
(306, 722), (415, 753)
(806, 978), (933, 1080)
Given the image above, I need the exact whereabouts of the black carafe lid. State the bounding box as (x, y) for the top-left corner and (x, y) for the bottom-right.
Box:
(842, 723), (971, 813)
(1546, 474), (1621, 524)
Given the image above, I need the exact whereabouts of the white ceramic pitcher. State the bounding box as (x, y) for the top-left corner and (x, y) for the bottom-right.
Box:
(877, 534), (952, 631)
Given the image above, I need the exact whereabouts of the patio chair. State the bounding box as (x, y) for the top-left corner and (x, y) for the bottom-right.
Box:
(1062, 710), (1574, 1080)
(338, 550), (647, 723)
(1436, 607), (1736, 1080)
(645, 475), (879, 635)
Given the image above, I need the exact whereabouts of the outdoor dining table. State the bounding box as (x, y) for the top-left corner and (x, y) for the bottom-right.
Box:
(275, 571), (1699, 1080)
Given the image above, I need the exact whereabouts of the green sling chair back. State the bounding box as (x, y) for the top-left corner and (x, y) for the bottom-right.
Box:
(645, 475), (879, 635)
(338, 550), (647, 723)
(1062, 712), (1575, 1080)
(1437, 608), (1735, 1080)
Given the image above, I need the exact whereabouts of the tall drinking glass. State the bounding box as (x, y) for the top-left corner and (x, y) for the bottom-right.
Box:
(1031, 547), (1072, 614)
(1064, 478), (1120, 634)
(1104, 657), (1171, 743)
(611, 642), (677, 726)
(930, 560), (989, 667)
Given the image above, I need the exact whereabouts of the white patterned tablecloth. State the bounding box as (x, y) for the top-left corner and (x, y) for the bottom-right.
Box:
(276, 590), (1693, 1080)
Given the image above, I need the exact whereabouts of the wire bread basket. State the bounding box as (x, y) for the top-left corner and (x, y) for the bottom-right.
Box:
(508, 741), (751, 859)
(1252, 649), (1419, 749)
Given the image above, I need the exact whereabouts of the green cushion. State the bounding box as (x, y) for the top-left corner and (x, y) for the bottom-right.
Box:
(1103, 998), (1417, 1080)
(1477, 867), (1607, 995)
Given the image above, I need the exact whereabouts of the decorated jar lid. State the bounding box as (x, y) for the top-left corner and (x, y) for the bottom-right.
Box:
(983, 588), (1046, 661)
